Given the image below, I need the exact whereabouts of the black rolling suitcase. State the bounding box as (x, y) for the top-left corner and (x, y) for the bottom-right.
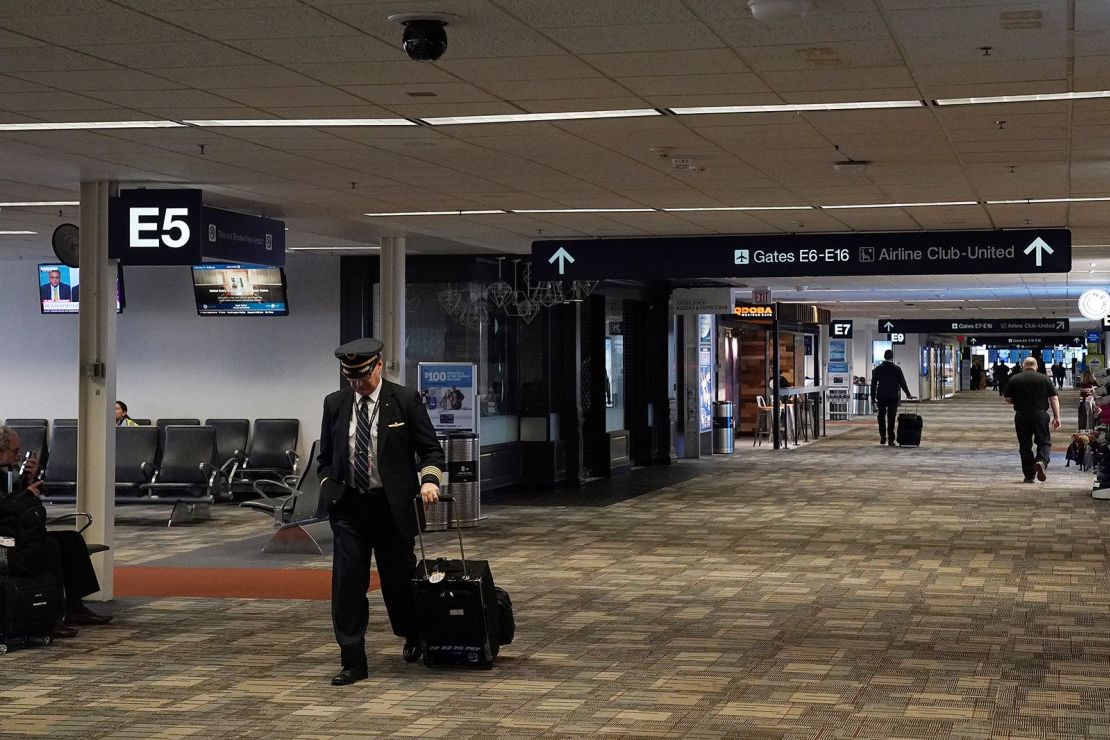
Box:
(0, 572), (62, 654)
(411, 495), (513, 668)
(896, 401), (923, 447)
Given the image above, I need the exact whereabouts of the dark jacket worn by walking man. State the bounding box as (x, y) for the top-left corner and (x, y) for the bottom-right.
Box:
(317, 338), (444, 686)
(1004, 356), (1062, 483)
(870, 350), (915, 446)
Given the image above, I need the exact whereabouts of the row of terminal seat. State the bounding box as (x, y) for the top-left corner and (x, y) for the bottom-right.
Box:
(6, 418), (300, 526)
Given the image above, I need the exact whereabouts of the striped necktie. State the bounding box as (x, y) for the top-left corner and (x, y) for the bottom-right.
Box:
(353, 396), (371, 493)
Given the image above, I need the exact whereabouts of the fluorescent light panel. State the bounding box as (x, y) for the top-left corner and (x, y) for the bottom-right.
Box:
(823, 201), (978, 209)
(421, 109), (660, 125)
(935, 90), (1110, 106)
(287, 246), (381, 251)
(511, 208), (656, 213)
(664, 206), (813, 212)
(0, 230), (35, 235)
(184, 118), (416, 127)
(669, 100), (923, 115)
(987, 197), (1110, 204)
(0, 201), (79, 207)
(364, 209), (507, 217)
(0, 121), (183, 131)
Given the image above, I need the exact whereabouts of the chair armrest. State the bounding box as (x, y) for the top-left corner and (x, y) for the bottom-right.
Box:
(245, 479), (300, 525)
(286, 449), (300, 474)
(140, 461), (154, 480)
(45, 512), (93, 533)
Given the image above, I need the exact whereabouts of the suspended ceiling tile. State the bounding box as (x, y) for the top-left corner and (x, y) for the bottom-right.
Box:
(581, 48), (751, 77)
(441, 56), (600, 82)
(73, 41), (261, 69)
(545, 22), (722, 55)
(288, 60), (457, 86)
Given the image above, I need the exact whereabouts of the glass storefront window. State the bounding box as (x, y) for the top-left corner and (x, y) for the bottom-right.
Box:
(605, 297), (625, 432)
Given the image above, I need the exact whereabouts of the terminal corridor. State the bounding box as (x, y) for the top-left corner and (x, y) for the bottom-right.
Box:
(3, 391), (1108, 739)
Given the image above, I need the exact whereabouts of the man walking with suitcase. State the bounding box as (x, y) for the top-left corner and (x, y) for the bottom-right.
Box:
(871, 349), (915, 447)
(1004, 356), (1062, 483)
(317, 338), (444, 686)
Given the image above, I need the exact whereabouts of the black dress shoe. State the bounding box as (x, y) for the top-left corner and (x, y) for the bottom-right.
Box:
(330, 666), (368, 686)
(66, 605), (112, 626)
(53, 624), (79, 639)
(403, 640), (422, 663)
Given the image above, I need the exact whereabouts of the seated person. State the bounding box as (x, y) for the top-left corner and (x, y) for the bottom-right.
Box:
(115, 400), (138, 427)
(0, 426), (112, 635)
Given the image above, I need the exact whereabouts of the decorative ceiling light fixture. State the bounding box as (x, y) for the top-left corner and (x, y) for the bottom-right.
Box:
(747, 0), (812, 24)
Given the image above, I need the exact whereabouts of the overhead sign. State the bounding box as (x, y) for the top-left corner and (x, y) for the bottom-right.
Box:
(878, 318), (1069, 334)
(830, 319), (853, 338)
(890, 332), (906, 345)
(734, 303), (775, 320)
(202, 206), (285, 266)
(110, 189), (286, 266)
(109, 189), (203, 265)
(966, 335), (1083, 348)
(531, 228), (1071, 280)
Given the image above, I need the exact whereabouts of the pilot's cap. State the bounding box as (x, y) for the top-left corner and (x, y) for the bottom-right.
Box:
(335, 338), (383, 378)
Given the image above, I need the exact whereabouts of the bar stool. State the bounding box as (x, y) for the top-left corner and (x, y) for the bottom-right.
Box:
(754, 396), (772, 446)
(797, 394), (811, 441)
(781, 397), (795, 447)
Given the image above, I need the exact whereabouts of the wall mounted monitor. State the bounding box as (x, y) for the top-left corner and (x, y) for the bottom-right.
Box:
(192, 262), (289, 316)
(38, 263), (125, 314)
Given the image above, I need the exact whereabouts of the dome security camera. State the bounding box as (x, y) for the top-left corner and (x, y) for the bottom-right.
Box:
(388, 13), (454, 62)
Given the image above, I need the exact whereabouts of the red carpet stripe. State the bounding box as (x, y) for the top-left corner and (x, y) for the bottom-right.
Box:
(116, 567), (379, 600)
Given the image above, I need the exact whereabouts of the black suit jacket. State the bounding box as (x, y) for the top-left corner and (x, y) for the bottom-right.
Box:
(40, 282), (71, 301)
(870, 361), (912, 403)
(316, 380), (444, 536)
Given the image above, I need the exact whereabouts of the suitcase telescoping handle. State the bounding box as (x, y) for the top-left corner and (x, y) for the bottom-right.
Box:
(414, 493), (468, 579)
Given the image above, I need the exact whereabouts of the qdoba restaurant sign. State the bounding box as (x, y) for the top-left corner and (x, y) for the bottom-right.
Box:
(734, 304), (775, 320)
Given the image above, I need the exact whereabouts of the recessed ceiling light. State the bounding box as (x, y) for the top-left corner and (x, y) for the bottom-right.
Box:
(935, 90), (1110, 106)
(0, 201), (79, 207)
(184, 118), (417, 127)
(420, 110), (660, 125)
(669, 100), (923, 115)
(0, 121), (183, 131)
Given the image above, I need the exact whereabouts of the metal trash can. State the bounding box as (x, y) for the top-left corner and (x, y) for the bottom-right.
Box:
(852, 384), (870, 416)
(712, 401), (735, 454)
(447, 432), (480, 527)
(423, 434), (450, 532)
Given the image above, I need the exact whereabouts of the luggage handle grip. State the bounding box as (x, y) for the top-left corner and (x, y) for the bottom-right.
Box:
(414, 493), (467, 579)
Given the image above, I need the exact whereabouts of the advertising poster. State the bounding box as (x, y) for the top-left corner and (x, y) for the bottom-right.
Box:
(829, 339), (847, 364)
(1087, 354), (1105, 377)
(698, 347), (713, 433)
(418, 363), (477, 432)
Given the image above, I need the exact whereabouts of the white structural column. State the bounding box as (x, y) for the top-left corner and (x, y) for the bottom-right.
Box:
(77, 181), (117, 600)
(380, 236), (406, 383)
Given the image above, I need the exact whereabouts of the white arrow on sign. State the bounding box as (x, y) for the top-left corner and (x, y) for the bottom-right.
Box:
(548, 246), (575, 275)
(882, 321), (895, 332)
(1055, 320), (1066, 330)
(1024, 236), (1054, 267)
(969, 338), (978, 345)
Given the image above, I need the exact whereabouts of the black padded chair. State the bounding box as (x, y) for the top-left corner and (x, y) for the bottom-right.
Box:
(10, 424), (48, 471)
(132, 418), (152, 426)
(40, 426), (78, 502)
(204, 418), (250, 499)
(115, 425), (159, 498)
(46, 513), (110, 557)
(231, 419), (300, 492)
(53, 418), (78, 427)
(241, 440), (328, 554)
(154, 418), (200, 465)
(141, 425), (217, 526)
(5, 418), (47, 427)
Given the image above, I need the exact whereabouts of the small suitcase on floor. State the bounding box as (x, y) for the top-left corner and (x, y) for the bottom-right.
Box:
(896, 402), (923, 447)
(411, 495), (512, 669)
(0, 571), (62, 654)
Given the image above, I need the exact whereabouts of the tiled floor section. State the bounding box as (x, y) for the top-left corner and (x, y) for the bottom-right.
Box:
(4, 390), (1110, 739)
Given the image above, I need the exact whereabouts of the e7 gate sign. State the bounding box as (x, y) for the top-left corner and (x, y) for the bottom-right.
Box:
(532, 228), (1071, 281)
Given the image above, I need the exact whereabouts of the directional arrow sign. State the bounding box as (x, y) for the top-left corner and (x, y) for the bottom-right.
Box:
(879, 318), (1069, 334)
(1024, 237), (1054, 268)
(531, 228), (1071, 280)
(965, 335), (1083, 348)
(547, 246), (575, 275)
(969, 338), (979, 345)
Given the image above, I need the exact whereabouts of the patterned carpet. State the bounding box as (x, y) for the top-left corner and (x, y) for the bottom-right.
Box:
(4, 390), (1109, 739)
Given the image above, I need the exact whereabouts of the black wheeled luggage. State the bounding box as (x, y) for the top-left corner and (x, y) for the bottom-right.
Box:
(411, 495), (513, 669)
(896, 402), (923, 447)
(0, 572), (62, 654)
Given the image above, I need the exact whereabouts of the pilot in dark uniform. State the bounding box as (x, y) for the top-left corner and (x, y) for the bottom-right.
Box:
(317, 338), (443, 686)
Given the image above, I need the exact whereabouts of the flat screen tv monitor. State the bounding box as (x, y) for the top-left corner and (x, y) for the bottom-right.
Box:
(38, 263), (124, 314)
(192, 263), (289, 316)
